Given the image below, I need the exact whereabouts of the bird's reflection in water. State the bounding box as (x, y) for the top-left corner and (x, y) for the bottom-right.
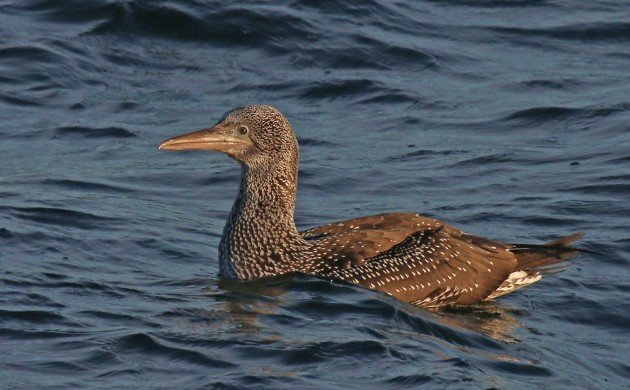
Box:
(200, 275), (297, 338)
(437, 302), (522, 344)
(200, 274), (523, 345)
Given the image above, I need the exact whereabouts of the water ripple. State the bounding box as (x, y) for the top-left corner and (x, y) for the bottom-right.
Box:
(1, 0), (628, 388)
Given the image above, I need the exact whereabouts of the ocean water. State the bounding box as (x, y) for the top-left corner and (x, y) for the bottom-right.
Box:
(1, 0), (629, 388)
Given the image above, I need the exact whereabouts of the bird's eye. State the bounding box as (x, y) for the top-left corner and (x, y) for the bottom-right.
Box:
(237, 125), (249, 136)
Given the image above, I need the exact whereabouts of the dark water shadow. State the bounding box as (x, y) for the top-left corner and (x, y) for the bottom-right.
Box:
(211, 274), (523, 345)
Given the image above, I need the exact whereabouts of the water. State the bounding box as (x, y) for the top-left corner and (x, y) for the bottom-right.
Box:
(1, 0), (629, 388)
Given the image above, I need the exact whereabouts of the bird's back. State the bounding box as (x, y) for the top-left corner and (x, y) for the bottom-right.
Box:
(300, 212), (581, 307)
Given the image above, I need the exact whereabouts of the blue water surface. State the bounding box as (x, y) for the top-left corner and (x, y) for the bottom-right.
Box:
(0, 1), (629, 388)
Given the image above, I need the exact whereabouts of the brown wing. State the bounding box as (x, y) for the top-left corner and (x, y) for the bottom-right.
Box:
(300, 213), (581, 307)
(315, 227), (518, 308)
(300, 212), (462, 267)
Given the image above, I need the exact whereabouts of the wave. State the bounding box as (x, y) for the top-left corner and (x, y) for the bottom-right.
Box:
(54, 126), (136, 138)
(4, 206), (120, 230)
(488, 22), (630, 42)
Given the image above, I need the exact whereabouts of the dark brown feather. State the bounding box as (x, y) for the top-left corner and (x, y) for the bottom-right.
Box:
(300, 213), (583, 307)
(301, 213), (526, 307)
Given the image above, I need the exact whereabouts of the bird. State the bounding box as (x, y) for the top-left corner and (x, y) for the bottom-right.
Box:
(159, 105), (584, 308)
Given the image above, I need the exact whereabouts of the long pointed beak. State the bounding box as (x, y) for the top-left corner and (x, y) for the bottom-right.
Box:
(158, 127), (250, 152)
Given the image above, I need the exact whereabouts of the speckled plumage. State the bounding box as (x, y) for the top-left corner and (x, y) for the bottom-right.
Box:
(161, 105), (583, 308)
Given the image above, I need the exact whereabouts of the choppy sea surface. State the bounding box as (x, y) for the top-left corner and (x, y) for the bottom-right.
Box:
(1, 0), (629, 388)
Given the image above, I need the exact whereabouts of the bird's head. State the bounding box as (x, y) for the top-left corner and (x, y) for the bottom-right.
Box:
(159, 105), (298, 168)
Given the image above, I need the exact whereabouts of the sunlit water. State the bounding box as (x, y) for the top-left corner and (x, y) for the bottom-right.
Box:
(1, 1), (629, 388)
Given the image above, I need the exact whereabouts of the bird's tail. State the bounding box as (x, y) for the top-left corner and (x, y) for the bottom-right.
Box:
(485, 233), (586, 300)
(509, 232), (585, 273)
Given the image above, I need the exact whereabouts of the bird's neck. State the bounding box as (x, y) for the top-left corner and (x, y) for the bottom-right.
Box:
(219, 158), (309, 279)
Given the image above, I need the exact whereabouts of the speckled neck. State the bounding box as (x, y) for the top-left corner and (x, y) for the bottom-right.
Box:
(218, 155), (310, 279)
